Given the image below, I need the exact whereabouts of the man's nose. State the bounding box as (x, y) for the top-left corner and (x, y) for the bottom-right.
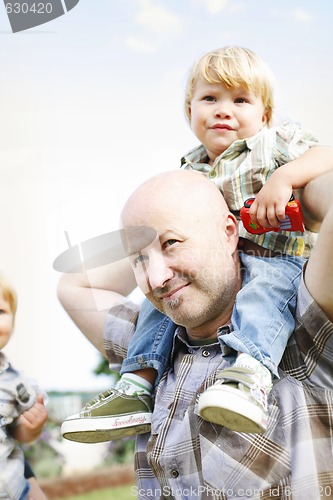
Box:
(147, 252), (174, 290)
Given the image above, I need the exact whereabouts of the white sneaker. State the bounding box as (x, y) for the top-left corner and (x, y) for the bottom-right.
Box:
(198, 355), (272, 433)
(61, 389), (152, 443)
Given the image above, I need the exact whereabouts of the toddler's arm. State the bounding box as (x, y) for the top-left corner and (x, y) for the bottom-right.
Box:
(249, 146), (333, 228)
(12, 394), (48, 444)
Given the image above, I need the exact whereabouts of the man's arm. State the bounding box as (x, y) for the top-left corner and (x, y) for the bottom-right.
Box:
(302, 171), (333, 321)
(57, 258), (137, 357)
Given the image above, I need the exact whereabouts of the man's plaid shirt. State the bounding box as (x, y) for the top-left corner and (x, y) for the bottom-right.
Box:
(105, 273), (333, 499)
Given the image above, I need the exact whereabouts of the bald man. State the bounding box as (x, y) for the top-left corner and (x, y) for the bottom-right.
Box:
(122, 171), (241, 329)
(58, 170), (333, 498)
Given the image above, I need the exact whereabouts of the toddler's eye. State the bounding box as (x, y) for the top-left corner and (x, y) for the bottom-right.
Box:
(203, 95), (216, 102)
(234, 97), (247, 103)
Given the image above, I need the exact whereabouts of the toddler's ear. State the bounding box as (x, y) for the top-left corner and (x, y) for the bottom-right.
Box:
(187, 105), (192, 121)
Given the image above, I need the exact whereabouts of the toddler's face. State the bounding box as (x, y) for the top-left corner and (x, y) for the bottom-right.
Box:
(0, 290), (13, 350)
(189, 78), (268, 164)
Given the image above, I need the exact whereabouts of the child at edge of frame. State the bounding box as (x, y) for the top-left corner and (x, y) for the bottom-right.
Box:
(0, 274), (48, 500)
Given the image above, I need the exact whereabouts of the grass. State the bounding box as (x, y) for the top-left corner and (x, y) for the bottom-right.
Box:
(59, 484), (136, 499)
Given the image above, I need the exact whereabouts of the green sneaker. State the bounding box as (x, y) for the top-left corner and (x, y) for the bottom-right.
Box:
(198, 361), (272, 434)
(61, 389), (152, 443)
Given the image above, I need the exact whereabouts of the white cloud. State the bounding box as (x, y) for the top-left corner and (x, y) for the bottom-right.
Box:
(199, 0), (229, 14)
(228, 2), (244, 13)
(136, 0), (183, 35)
(293, 8), (312, 23)
(123, 0), (184, 54)
(125, 35), (157, 54)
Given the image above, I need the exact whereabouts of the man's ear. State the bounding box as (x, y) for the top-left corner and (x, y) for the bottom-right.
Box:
(224, 213), (239, 253)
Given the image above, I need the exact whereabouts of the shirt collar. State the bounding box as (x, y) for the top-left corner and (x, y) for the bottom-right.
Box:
(173, 324), (232, 350)
(0, 352), (10, 373)
(181, 127), (266, 170)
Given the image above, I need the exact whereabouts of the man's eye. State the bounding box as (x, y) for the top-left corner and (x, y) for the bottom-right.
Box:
(203, 95), (216, 102)
(164, 239), (178, 247)
(234, 97), (247, 103)
(131, 254), (147, 268)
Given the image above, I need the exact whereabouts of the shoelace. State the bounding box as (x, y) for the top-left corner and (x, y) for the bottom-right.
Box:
(85, 388), (115, 408)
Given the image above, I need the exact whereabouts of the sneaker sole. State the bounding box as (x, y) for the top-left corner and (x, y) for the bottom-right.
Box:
(198, 386), (267, 434)
(61, 412), (152, 443)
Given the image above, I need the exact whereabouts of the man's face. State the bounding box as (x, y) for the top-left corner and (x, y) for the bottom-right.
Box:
(126, 209), (239, 337)
(189, 77), (267, 164)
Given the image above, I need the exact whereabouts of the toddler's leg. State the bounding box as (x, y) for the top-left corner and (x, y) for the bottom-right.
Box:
(198, 252), (304, 433)
(61, 299), (176, 443)
(119, 297), (176, 385)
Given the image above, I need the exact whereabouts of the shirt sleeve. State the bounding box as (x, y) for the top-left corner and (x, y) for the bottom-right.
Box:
(103, 301), (140, 371)
(274, 121), (319, 165)
(293, 272), (333, 388)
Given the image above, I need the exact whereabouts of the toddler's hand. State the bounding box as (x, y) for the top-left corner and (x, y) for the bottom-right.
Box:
(249, 175), (292, 228)
(19, 394), (48, 436)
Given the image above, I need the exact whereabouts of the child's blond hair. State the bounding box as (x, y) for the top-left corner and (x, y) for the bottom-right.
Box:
(0, 274), (17, 319)
(185, 46), (275, 126)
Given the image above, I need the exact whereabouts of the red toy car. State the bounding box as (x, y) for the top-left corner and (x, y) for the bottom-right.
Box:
(240, 197), (305, 234)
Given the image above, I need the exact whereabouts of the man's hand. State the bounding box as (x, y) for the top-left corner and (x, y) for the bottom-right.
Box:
(249, 172), (293, 228)
(14, 394), (48, 444)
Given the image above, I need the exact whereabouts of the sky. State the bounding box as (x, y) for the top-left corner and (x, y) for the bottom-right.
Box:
(1, 0), (333, 392)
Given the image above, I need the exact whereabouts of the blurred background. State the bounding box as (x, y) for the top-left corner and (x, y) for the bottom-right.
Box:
(1, 0), (333, 395)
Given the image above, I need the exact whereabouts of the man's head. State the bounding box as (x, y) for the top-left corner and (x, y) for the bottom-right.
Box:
(0, 275), (17, 351)
(121, 170), (241, 339)
(184, 46), (274, 164)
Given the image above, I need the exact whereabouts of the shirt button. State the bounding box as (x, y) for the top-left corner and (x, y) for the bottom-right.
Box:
(171, 469), (179, 478)
(202, 350), (210, 357)
(209, 171), (217, 178)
